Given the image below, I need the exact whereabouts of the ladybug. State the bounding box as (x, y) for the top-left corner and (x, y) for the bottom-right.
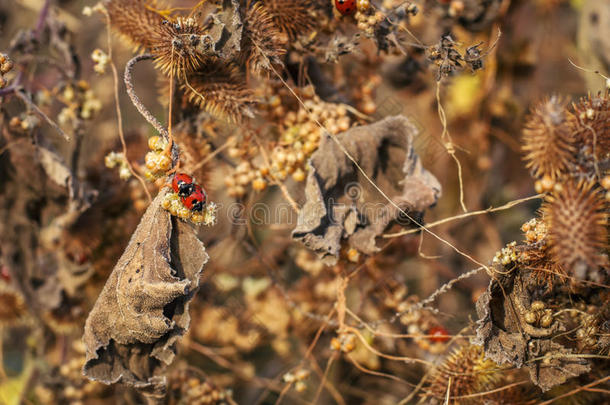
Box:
(427, 326), (450, 343)
(172, 173), (195, 197)
(335, 0), (356, 15)
(181, 184), (207, 212)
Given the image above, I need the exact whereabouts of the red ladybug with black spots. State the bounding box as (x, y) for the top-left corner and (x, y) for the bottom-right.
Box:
(181, 184), (207, 212)
(335, 0), (356, 15)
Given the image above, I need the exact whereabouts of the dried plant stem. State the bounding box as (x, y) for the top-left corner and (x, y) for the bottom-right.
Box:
(273, 384), (291, 405)
(418, 267), (484, 308)
(444, 377), (452, 405)
(450, 381), (529, 400)
(347, 354), (413, 386)
(186, 340), (305, 403)
(124, 54), (170, 140)
(192, 136), (234, 172)
(103, 11), (151, 202)
(345, 306), (473, 340)
(303, 311), (346, 405)
(14, 90), (70, 141)
(312, 353), (337, 404)
(537, 375), (610, 405)
(436, 81), (467, 213)
(384, 194), (542, 238)
(344, 325), (434, 366)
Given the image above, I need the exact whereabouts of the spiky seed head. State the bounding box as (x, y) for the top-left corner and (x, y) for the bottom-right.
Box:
(424, 344), (502, 403)
(241, 3), (288, 75)
(182, 61), (255, 122)
(150, 17), (209, 77)
(542, 180), (608, 276)
(104, 0), (165, 51)
(265, 0), (318, 40)
(570, 90), (610, 161)
(522, 96), (576, 181)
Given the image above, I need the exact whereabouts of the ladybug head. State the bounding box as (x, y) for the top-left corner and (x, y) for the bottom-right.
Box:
(173, 173), (195, 197)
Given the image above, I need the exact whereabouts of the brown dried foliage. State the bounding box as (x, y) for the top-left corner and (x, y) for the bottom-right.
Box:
(83, 191), (208, 395)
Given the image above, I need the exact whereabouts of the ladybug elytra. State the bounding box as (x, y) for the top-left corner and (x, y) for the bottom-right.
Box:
(181, 184), (207, 212)
(172, 173), (195, 197)
(335, 0), (356, 15)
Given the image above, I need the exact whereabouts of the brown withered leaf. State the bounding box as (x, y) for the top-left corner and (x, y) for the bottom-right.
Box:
(205, 0), (243, 59)
(474, 268), (590, 391)
(83, 190), (208, 396)
(292, 115), (441, 264)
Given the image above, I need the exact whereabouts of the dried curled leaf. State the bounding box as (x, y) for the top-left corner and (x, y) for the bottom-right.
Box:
(292, 116), (441, 264)
(474, 269), (591, 391)
(204, 0), (243, 59)
(83, 190), (208, 396)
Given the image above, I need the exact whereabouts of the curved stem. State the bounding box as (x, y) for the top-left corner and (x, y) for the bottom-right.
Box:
(124, 54), (170, 140)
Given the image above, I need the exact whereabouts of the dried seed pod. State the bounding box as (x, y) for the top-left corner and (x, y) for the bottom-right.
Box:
(265, 0), (318, 41)
(151, 18), (210, 77)
(241, 3), (288, 75)
(571, 90), (610, 160)
(104, 0), (165, 51)
(183, 61), (255, 122)
(423, 343), (503, 403)
(522, 96), (576, 181)
(542, 180), (608, 276)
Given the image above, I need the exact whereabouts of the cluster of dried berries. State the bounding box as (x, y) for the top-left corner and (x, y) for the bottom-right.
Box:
(144, 135), (171, 180)
(34, 341), (106, 405)
(282, 368), (311, 393)
(8, 112), (40, 133)
(0, 53), (14, 89)
(104, 151), (132, 180)
(91, 49), (109, 74)
(168, 369), (234, 405)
